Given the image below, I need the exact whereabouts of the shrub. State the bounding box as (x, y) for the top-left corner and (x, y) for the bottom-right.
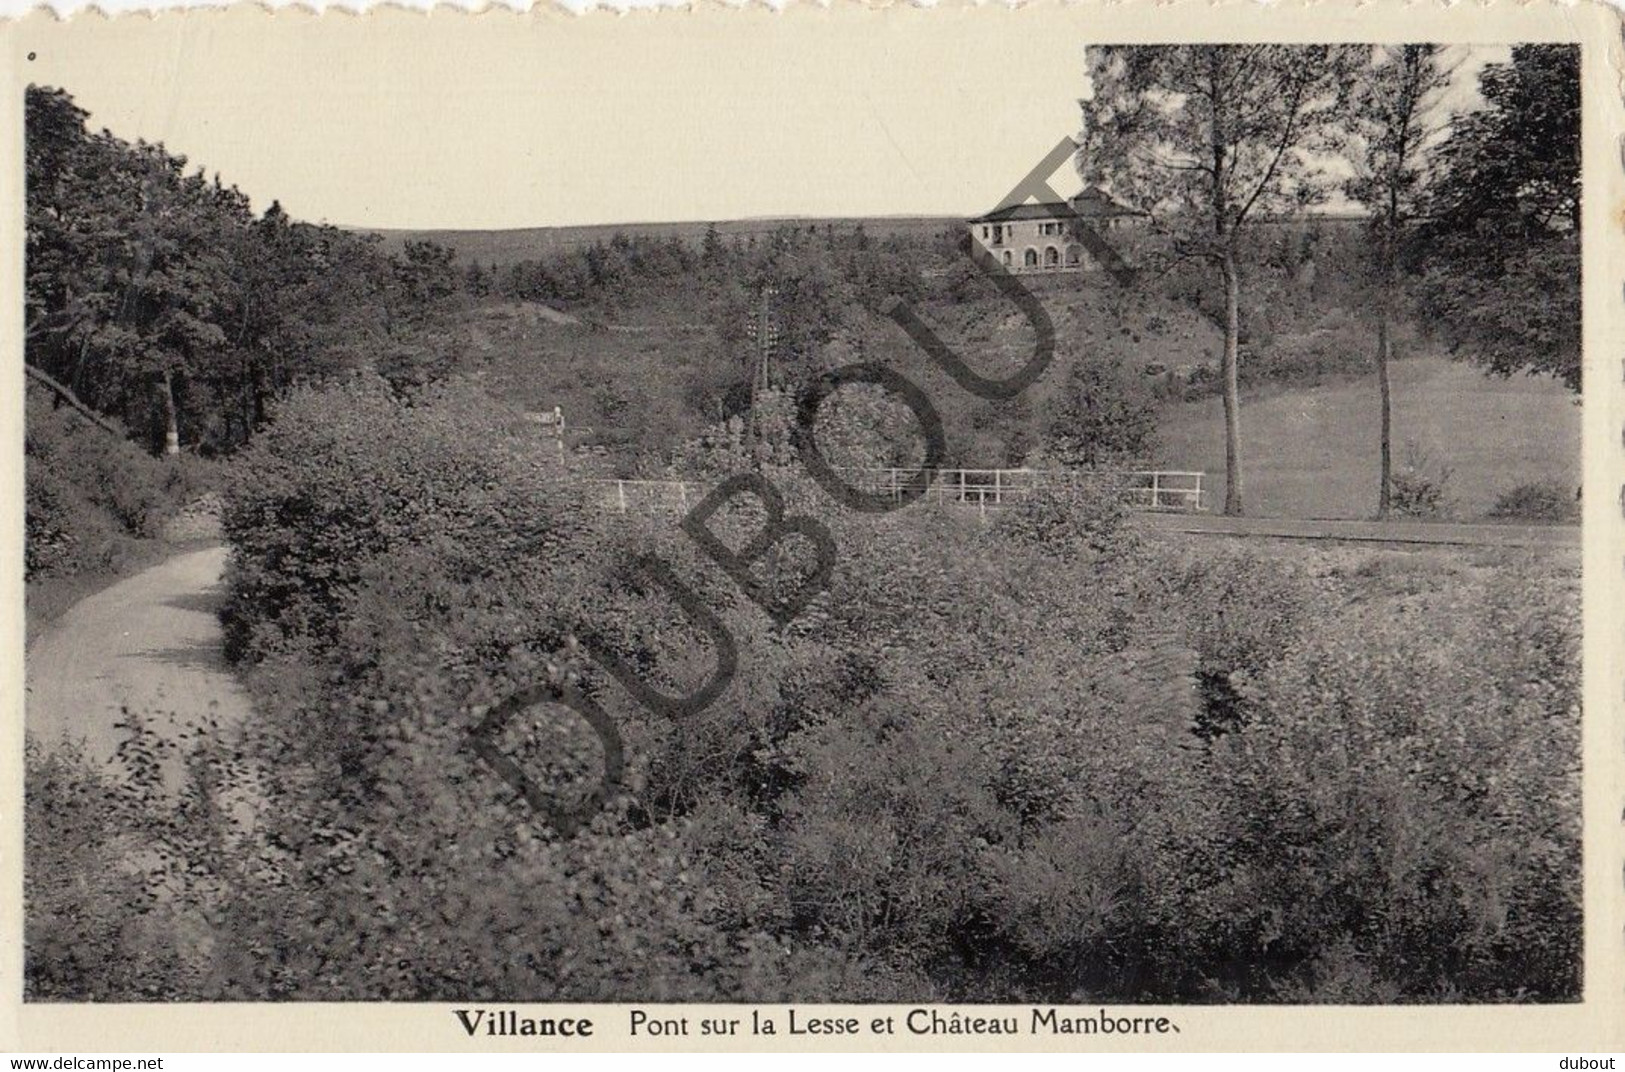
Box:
(1043, 355), (1160, 467)
(219, 373), (585, 665)
(991, 474), (1135, 563)
(1488, 479), (1580, 523)
(1244, 311), (1373, 391)
(1388, 440), (1455, 519)
(24, 737), (204, 1000)
(1180, 561), (1580, 1000)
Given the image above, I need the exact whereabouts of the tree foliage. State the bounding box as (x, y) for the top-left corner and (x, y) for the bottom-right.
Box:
(25, 85), (470, 457)
(1414, 45), (1581, 389)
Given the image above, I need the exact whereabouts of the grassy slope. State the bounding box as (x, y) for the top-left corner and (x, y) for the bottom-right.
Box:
(461, 270), (1577, 520)
(462, 271), (1227, 470)
(1156, 357), (1580, 520)
(465, 301), (719, 464)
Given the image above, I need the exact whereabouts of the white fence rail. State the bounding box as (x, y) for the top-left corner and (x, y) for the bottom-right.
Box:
(591, 468), (1206, 515)
(831, 468), (1206, 512)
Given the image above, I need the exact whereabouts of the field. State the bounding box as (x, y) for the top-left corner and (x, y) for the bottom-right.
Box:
(1155, 355), (1581, 519)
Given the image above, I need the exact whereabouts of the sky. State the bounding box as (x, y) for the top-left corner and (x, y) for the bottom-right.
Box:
(11, 11), (1515, 231)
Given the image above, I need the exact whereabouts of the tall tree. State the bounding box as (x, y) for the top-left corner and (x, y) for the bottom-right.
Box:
(1080, 45), (1362, 515)
(1344, 45), (1452, 517)
(1415, 45), (1581, 390)
(27, 85), (477, 455)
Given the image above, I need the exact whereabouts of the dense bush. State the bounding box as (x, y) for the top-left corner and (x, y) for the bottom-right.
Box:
(24, 388), (216, 579)
(1388, 441), (1456, 519)
(1171, 558), (1580, 999)
(1043, 355), (1160, 467)
(219, 373), (584, 666)
(27, 379), (1581, 1003)
(1488, 479), (1580, 523)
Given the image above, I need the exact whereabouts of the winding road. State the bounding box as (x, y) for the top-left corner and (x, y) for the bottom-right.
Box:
(26, 544), (253, 781)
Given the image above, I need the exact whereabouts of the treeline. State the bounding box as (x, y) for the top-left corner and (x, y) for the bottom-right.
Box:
(480, 222), (939, 313)
(25, 85), (470, 458)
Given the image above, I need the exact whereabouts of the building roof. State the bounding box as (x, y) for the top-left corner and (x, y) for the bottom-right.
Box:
(970, 185), (1144, 224)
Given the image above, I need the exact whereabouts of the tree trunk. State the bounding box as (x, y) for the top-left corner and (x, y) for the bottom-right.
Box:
(1220, 249), (1245, 516)
(24, 363), (124, 440)
(1376, 309), (1393, 518)
(160, 369), (180, 456)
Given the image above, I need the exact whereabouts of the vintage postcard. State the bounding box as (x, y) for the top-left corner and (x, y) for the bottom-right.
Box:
(1, 0), (1622, 1055)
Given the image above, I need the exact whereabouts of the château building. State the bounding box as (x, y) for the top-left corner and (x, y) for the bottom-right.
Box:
(968, 185), (1145, 273)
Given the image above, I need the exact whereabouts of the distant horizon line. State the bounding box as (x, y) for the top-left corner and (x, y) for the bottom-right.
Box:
(344, 205), (1370, 236)
(347, 212), (969, 235)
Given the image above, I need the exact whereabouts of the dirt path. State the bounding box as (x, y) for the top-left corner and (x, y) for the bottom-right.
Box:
(26, 544), (252, 777)
(1137, 511), (1581, 549)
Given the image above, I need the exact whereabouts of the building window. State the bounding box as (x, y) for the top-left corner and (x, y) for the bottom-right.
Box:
(1002, 250), (1013, 266)
(1024, 248), (1038, 268)
(1044, 245), (1060, 268)
(981, 225), (989, 239)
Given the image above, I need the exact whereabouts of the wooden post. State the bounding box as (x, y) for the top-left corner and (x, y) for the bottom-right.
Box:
(1151, 471), (1161, 510)
(617, 481), (627, 514)
(994, 468), (1003, 506)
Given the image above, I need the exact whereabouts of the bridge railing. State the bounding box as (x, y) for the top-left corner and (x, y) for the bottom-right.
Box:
(595, 477), (700, 514)
(830, 468), (1206, 512)
(590, 468), (1206, 514)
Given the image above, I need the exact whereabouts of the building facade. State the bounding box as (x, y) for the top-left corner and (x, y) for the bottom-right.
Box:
(968, 186), (1144, 273)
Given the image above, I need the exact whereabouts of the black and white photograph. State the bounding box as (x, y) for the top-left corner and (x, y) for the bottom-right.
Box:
(8, 5), (1613, 1050)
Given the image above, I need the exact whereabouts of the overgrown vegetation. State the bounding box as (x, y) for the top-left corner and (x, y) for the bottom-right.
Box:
(25, 387), (216, 583)
(27, 382), (1581, 1002)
